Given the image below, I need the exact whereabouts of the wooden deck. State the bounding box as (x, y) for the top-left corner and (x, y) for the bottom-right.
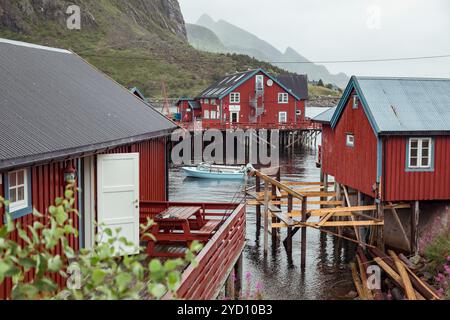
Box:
(141, 201), (246, 300)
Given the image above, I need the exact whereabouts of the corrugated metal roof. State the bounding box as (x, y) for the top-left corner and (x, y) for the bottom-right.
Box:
(0, 39), (177, 170)
(275, 74), (308, 100)
(332, 76), (450, 134)
(312, 107), (337, 123)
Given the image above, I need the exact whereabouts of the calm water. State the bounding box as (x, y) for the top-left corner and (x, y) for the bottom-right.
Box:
(168, 143), (357, 300)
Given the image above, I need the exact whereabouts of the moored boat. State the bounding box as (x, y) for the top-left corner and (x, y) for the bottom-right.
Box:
(182, 163), (252, 180)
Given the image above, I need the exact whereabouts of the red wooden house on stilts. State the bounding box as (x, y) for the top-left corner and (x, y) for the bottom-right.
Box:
(313, 76), (450, 252)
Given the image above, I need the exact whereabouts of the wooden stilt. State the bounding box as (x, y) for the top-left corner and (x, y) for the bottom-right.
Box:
(388, 201), (411, 250)
(263, 180), (270, 255)
(234, 253), (243, 299)
(286, 194), (294, 253)
(301, 197), (307, 269)
(255, 175), (261, 226)
(411, 201), (420, 254)
(376, 201), (385, 251)
(342, 185), (361, 243)
(225, 272), (235, 299)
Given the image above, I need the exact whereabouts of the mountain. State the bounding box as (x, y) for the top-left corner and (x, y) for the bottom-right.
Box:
(186, 23), (226, 53)
(0, 0), (287, 98)
(191, 14), (349, 88)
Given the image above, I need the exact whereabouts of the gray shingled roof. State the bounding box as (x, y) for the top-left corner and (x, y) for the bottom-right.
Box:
(331, 76), (450, 134)
(312, 107), (337, 123)
(275, 74), (308, 100)
(0, 39), (177, 170)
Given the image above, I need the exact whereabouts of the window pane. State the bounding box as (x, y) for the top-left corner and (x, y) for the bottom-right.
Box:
(18, 186), (25, 201)
(17, 170), (24, 185)
(410, 157), (418, 167)
(422, 140), (429, 148)
(410, 148), (418, 157)
(9, 188), (16, 203)
(9, 172), (17, 187)
(421, 157), (429, 167)
(410, 140), (418, 149)
(422, 148), (429, 157)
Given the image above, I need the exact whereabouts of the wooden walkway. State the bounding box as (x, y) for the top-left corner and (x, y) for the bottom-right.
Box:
(246, 169), (411, 269)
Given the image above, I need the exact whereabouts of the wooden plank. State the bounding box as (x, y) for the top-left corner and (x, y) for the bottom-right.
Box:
(388, 250), (416, 300)
(247, 199), (342, 206)
(289, 211), (352, 218)
(249, 170), (306, 200)
(317, 211), (335, 226)
(400, 261), (441, 300)
(350, 262), (366, 299)
(308, 205), (377, 214)
(356, 255), (374, 300)
(311, 221), (384, 227)
(282, 181), (334, 186)
(342, 185), (360, 243)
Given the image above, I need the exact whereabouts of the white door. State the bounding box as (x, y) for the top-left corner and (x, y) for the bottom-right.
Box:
(97, 153), (140, 255)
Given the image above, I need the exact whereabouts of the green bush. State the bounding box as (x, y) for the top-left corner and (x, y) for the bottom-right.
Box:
(0, 183), (202, 300)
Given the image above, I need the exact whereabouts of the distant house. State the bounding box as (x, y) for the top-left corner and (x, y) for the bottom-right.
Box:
(177, 68), (309, 130)
(0, 38), (177, 297)
(175, 97), (202, 122)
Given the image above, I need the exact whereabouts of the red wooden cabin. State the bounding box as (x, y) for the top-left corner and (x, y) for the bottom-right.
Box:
(0, 39), (245, 300)
(178, 69), (310, 130)
(313, 76), (450, 250)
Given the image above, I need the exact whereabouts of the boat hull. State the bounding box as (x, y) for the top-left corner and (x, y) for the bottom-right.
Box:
(182, 167), (245, 180)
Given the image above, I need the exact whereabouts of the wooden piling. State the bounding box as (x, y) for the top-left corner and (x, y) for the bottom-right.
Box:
(287, 194), (294, 253)
(411, 201), (420, 254)
(301, 196), (307, 269)
(263, 180), (270, 255)
(234, 253), (243, 299)
(255, 174), (261, 226)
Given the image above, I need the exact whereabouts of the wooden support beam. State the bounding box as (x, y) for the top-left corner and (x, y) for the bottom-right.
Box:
(411, 201), (420, 254)
(247, 199), (342, 206)
(317, 211), (335, 226)
(388, 250), (416, 300)
(350, 262), (366, 299)
(387, 202), (411, 250)
(356, 255), (374, 300)
(300, 196), (307, 270)
(263, 180), (270, 255)
(342, 185), (361, 243)
(282, 181), (334, 186)
(255, 175), (261, 226)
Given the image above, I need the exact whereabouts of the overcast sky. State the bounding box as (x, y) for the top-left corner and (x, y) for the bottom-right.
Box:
(179, 0), (450, 78)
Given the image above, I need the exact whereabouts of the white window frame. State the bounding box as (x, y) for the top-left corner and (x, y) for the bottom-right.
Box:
(255, 75), (264, 91)
(346, 134), (355, 147)
(408, 137), (432, 169)
(204, 98), (209, 104)
(210, 110), (217, 119)
(278, 93), (289, 104)
(211, 98), (216, 105)
(353, 95), (359, 109)
(230, 92), (240, 103)
(7, 169), (29, 213)
(278, 111), (287, 123)
(204, 110), (210, 119)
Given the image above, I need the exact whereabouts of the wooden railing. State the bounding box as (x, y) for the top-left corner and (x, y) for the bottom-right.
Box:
(141, 201), (246, 300)
(177, 120), (322, 131)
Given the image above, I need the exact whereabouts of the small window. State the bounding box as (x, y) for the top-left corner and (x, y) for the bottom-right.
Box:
(210, 110), (217, 119)
(204, 99), (209, 104)
(211, 99), (216, 105)
(200, 99), (204, 104)
(346, 134), (355, 147)
(6, 168), (31, 217)
(279, 111), (287, 123)
(408, 138), (432, 169)
(353, 96), (359, 109)
(278, 93), (289, 104)
(255, 75), (264, 91)
(204, 110), (210, 119)
(230, 92), (240, 103)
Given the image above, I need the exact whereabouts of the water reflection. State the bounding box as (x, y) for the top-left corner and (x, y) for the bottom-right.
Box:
(169, 147), (355, 300)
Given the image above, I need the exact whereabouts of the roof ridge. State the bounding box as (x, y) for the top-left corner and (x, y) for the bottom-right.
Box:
(355, 75), (450, 81)
(0, 38), (72, 54)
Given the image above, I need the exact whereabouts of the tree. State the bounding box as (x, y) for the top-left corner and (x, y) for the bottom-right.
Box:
(317, 79), (324, 87)
(0, 182), (202, 300)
